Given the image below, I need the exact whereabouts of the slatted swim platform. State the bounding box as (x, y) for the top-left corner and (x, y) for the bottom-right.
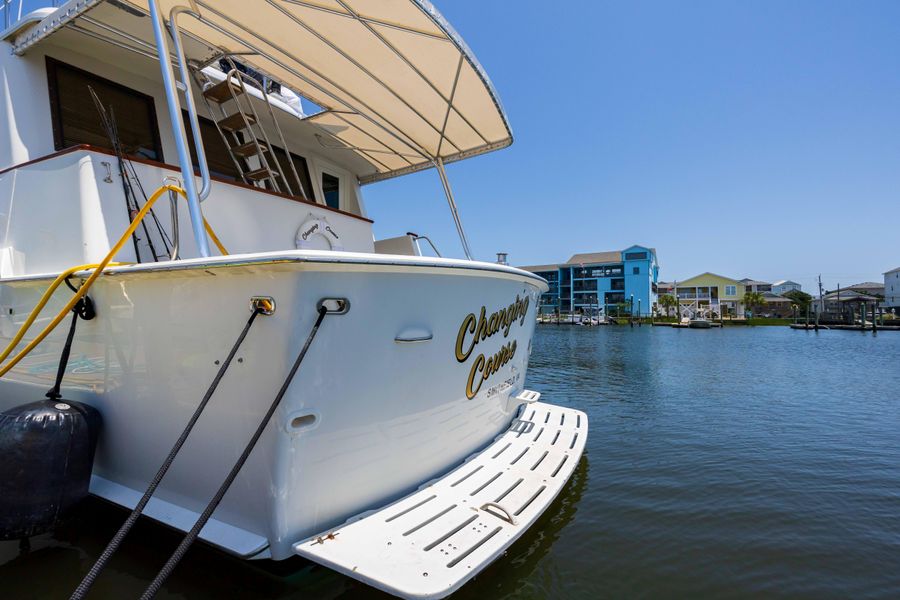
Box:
(294, 396), (587, 599)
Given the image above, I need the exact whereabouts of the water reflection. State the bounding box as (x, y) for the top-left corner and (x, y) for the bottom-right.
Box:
(3, 326), (899, 599)
(453, 456), (590, 600)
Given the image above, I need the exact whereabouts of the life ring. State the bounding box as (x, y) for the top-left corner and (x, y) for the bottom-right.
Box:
(295, 215), (343, 251)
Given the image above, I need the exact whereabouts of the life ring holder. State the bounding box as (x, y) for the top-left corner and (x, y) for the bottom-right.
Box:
(295, 214), (343, 251)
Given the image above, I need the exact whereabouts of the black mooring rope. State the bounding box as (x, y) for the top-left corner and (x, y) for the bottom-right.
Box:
(139, 304), (329, 600)
(46, 294), (97, 400)
(47, 282), (96, 401)
(70, 308), (264, 600)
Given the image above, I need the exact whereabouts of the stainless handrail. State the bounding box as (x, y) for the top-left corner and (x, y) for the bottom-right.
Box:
(188, 62), (248, 182)
(256, 77), (308, 199)
(224, 63), (284, 193)
(163, 176), (181, 260)
(168, 5), (211, 201)
(405, 232), (441, 257)
(147, 0), (210, 257)
(434, 157), (473, 260)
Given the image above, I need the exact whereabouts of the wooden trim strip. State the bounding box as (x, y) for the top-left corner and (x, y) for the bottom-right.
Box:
(0, 144), (374, 224)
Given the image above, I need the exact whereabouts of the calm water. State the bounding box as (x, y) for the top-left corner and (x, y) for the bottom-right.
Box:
(2, 326), (899, 598)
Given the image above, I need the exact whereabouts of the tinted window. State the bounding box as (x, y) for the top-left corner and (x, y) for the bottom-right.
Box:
(183, 112), (243, 180)
(322, 172), (340, 209)
(625, 252), (648, 260)
(271, 146), (315, 201)
(47, 57), (162, 161)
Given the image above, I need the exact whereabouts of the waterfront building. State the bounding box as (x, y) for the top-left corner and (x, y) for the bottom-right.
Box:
(670, 273), (746, 318)
(884, 268), (900, 312)
(740, 278), (772, 293)
(827, 282), (885, 298)
(754, 292), (795, 318)
(520, 245), (659, 316)
(772, 279), (802, 295)
(813, 290), (883, 322)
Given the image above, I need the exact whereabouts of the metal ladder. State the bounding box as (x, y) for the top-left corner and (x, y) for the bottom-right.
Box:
(190, 59), (308, 199)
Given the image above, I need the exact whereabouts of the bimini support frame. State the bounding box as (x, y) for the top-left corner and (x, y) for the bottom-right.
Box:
(168, 4), (211, 202)
(434, 157), (473, 261)
(147, 0), (211, 258)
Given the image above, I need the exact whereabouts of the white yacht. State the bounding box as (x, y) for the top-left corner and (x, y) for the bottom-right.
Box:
(0, 1), (586, 598)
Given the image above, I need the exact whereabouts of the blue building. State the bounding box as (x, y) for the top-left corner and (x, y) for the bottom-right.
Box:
(520, 246), (659, 317)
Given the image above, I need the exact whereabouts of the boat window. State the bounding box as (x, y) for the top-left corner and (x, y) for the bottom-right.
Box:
(322, 172), (340, 209)
(182, 112), (243, 180)
(46, 57), (163, 161)
(270, 146), (315, 202)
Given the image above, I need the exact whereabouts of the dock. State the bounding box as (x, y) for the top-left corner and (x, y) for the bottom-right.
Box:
(790, 323), (900, 331)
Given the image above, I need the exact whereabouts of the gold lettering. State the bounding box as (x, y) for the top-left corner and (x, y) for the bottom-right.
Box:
(475, 306), (489, 342)
(488, 312), (499, 336)
(455, 312), (477, 362)
(466, 354), (486, 399)
(457, 295), (530, 399)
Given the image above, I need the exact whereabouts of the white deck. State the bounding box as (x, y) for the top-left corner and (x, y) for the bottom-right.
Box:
(294, 397), (588, 599)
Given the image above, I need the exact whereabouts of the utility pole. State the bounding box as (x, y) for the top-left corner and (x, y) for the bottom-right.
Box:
(837, 283), (841, 323)
(674, 280), (681, 322)
(815, 274), (823, 331)
(629, 294), (634, 328)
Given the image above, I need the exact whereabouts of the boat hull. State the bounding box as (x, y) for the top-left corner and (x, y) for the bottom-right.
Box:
(0, 252), (546, 560)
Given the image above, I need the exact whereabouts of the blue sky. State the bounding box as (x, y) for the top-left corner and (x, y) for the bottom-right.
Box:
(365, 1), (900, 292)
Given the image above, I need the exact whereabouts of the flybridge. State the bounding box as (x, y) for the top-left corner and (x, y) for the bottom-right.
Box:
(6, 0), (513, 183)
(4, 0), (513, 259)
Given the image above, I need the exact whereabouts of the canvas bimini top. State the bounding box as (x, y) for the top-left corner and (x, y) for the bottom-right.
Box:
(9, 0), (513, 184)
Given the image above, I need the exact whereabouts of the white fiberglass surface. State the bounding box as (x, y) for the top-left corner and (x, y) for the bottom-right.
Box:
(0, 260), (542, 559)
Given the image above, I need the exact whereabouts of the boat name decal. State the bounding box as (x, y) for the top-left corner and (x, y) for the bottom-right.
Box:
(455, 295), (530, 399)
(301, 223), (319, 240)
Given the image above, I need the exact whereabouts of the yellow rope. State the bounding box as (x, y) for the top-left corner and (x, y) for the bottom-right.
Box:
(203, 216), (228, 256)
(0, 185), (228, 378)
(0, 263), (122, 367)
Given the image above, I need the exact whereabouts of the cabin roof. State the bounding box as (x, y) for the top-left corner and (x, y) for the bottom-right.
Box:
(843, 281), (884, 288)
(676, 272), (742, 287)
(565, 251), (621, 265)
(518, 264), (561, 273)
(8, 0), (512, 184)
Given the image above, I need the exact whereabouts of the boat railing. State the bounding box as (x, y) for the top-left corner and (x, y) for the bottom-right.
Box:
(148, 0), (210, 257)
(405, 232), (442, 257)
(1, 0), (59, 30)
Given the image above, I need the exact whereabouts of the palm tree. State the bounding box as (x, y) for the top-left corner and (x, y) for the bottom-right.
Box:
(658, 294), (678, 317)
(743, 291), (767, 318)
